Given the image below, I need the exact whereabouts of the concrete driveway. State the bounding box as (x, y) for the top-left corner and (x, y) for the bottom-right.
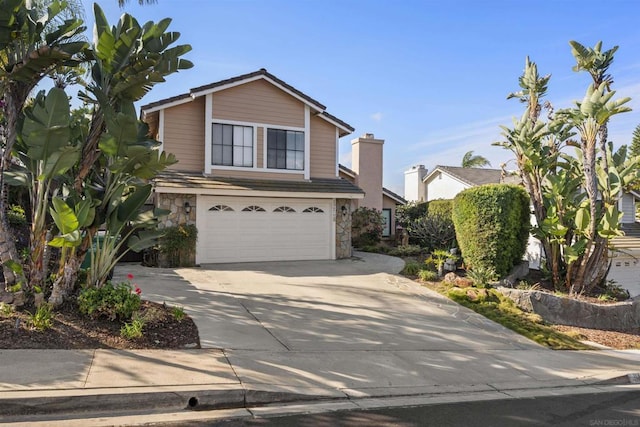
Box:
(117, 252), (536, 352)
(112, 253), (640, 399)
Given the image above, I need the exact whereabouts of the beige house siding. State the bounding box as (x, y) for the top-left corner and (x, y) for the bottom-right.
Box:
(212, 79), (304, 128)
(163, 98), (205, 172)
(310, 116), (337, 179)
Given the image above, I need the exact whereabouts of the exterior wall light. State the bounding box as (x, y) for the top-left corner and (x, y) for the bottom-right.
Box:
(341, 205), (348, 218)
(184, 202), (192, 214)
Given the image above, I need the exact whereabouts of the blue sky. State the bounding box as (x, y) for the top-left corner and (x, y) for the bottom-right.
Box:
(79, 0), (640, 195)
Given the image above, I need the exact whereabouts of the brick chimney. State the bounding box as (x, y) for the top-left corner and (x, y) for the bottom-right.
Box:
(351, 133), (384, 211)
(404, 165), (428, 202)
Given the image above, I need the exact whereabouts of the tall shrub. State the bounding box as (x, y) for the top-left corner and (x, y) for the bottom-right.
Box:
(395, 202), (428, 227)
(452, 184), (530, 278)
(351, 207), (384, 247)
(427, 199), (453, 219)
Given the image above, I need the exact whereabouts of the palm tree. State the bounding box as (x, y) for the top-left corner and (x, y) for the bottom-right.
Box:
(461, 150), (491, 168)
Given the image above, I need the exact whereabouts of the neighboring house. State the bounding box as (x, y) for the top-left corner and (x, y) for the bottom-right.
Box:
(141, 68), (399, 264)
(338, 133), (406, 238)
(404, 165), (640, 295)
(610, 191), (640, 297)
(404, 165), (518, 203)
(403, 165), (541, 268)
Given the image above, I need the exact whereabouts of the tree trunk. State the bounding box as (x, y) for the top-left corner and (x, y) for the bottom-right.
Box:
(0, 219), (18, 287)
(48, 252), (82, 307)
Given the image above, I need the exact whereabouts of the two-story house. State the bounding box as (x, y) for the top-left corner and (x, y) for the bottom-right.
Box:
(141, 69), (401, 265)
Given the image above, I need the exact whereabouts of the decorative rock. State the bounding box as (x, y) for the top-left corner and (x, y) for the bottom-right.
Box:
(12, 291), (25, 308)
(500, 261), (530, 287)
(1, 291), (14, 304)
(443, 272), (458, 284)
(183, 343), (199, 349)
(455, 277), (474, 288)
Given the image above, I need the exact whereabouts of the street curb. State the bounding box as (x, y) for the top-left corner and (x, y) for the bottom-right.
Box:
(0, 387), (340, 417)
(3, 377), (640, 419)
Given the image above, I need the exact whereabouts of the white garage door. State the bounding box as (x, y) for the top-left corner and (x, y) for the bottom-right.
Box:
(196, 196), (333, 263)
(608, 253), (640, 297)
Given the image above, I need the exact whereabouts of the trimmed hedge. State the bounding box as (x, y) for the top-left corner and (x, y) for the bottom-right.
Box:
(428, 199), (452, 219)
(452, 184), (530, 278)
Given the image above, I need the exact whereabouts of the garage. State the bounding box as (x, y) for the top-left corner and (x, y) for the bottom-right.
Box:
(608, 251), (640, 297)
(196, 195), (333, 263)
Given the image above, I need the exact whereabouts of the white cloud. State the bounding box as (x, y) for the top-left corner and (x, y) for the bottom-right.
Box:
(371, 112), (383, 122)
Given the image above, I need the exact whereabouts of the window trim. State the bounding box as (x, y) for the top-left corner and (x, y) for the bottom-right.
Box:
(204, 92), (310, 177)
(211, 122), (255, 168)
(266, 128), (305, 171)
(381, 208), (392, 237)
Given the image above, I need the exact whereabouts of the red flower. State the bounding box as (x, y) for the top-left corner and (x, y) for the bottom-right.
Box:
(135, 286), (142, 295)
(127, 273), (134, 280)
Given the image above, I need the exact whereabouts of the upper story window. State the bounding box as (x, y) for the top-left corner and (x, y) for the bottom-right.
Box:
(267, 128), (304, 170)
(212, 123), (253, 167)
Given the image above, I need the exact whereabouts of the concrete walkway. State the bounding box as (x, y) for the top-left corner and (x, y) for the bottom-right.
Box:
(1, 252), (639, 424)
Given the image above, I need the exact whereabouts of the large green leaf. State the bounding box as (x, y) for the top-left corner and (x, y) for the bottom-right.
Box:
(22, 88), (71, 160)
(127, 228), (165, 252)
(50, 197), (79, 235)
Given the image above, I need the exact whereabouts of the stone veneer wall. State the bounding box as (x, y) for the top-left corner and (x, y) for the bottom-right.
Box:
(157, 193), (196, 228)
(335, 198), (352, 259)
(156, 193), (197, 267)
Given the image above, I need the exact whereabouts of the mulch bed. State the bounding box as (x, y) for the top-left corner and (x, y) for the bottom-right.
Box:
(0, 300), (200, 350)
(551, 325), (640, 350)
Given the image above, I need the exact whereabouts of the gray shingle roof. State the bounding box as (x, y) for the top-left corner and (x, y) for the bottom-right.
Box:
(153, 170), (364, 195)
(426, 165), (521, 186)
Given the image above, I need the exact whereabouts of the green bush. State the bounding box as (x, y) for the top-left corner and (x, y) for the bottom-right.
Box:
(160, 224), (198, 267)
(395, 202), (428, 227)
(121, 315), (145, 339)
(78, 282), (142, 321)
(388, 245), (422, 257)
(428, 199), (453, 219)
(351, 207), (385, 248)
(466, 266), (498, 288)
(423, 256), (437, 272)
(418, 270), (439, 281)
(28, 303), (54, 331)
(402, 260), (422, 276)
(452, 184), (530, 278)
(7, 205), (27, 228)
(407, 213), (456, 251)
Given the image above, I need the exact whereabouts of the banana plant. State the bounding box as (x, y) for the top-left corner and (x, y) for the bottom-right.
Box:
(0, 0), (86, 285)
(6, 87), (80, 291)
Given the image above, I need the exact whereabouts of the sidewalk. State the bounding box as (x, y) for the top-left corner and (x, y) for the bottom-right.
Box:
(1, 252), (640, 423)
(1, 347), (639, 424)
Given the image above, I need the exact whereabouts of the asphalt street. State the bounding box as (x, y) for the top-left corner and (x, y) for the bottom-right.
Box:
(207, 390), (640, 427)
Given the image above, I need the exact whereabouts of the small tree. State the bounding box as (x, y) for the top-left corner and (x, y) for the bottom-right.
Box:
(351, 207), (384, 248)
(452, 184), (530, 278)
(496, 41), (639, 295)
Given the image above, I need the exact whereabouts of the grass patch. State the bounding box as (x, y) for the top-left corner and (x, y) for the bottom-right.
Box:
(424, 281), (592, 350)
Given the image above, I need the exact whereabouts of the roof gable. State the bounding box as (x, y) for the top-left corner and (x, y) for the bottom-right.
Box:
(141, 68), (354, 135)
(424, 165), (518, 187)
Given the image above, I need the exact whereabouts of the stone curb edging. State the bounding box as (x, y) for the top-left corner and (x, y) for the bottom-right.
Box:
(497, 287), (640, 331)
